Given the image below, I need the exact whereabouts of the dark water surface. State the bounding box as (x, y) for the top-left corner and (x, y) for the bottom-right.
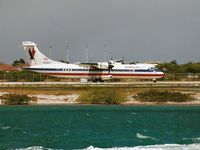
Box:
(0, 105), (200, 150)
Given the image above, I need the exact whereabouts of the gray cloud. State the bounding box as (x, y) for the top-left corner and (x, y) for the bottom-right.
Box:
(1, 0), (200, 64)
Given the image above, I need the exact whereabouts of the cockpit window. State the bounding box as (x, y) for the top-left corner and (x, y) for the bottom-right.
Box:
(149, 67), (158, 71)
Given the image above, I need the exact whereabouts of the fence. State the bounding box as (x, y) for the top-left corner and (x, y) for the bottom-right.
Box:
(0, 72), (200, 82)
(0, 72), (60, 82)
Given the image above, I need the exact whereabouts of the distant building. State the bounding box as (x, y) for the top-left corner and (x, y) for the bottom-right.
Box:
(0, 62), (19, 72)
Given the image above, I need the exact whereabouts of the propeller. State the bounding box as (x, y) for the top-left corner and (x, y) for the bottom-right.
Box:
(108, 61), (114, 73)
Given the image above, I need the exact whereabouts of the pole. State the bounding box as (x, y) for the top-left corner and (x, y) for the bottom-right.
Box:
(85, 45), (88, 62)
(66, 44), (69, 63)
(49, 46), (52, 59)
(104, 44), (107, 62)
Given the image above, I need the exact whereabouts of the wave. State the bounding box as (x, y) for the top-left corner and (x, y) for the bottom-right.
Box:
(83, 144), (200, 150)
(1, 126), (10, 130)
(14, 144), (200, 150)
(14, 146), (62, 150)
(130, 112), (137, 115)
(182, 137), (200, 143)
(136, 133), (158, 141)
(127, 120), (132, 123)
(86, 113), (91, 116)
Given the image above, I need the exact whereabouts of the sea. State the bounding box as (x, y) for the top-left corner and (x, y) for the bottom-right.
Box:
(0, 105), (200, 150)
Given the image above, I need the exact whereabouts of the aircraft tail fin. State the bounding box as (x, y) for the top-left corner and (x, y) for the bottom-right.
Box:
(22, 41), (61, 66)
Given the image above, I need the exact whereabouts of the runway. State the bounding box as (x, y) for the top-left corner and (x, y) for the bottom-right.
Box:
(1, 81), (200, 88)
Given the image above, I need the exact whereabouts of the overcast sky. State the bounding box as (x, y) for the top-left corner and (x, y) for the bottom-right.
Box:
(1, 0), (200, 64)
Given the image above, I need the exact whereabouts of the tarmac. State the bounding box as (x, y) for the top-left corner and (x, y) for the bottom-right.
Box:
(0, 81), (200, 88)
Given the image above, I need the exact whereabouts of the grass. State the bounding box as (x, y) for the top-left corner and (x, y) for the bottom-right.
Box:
(77, 87), (126, 104)
(135, 89), (193, 102)
(0, 87), (80, 95)
(0, 93), (37, 105)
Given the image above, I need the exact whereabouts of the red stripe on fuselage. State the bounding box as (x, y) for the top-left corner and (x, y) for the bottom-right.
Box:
(46, 72), (164, 77)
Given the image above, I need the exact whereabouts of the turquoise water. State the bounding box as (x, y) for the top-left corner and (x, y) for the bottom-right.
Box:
(0, 105), (200, 150)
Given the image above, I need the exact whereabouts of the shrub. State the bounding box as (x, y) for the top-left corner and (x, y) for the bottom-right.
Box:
(0, 93), (37, 105)
(135, 89), (193, 102)
(78, 88), (126, 104)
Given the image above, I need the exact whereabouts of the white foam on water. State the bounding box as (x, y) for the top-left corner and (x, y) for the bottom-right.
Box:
(136, 133), (158, 141)
(86, 113), (91, 116)
(130, 112), (137, 115)
(182, 137), (200, 143)
(14, 146), (62, 150)
(83, 144), (200, 150)
(1, 126), (10, 130)
(14, 144), (200, 150)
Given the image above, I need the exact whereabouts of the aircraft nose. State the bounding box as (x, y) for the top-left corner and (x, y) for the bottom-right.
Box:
(160, 72), (165, 77)
(156, 71), (165, 78)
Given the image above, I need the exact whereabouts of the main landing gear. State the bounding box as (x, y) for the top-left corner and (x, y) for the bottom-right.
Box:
(92, 78), (104, 82)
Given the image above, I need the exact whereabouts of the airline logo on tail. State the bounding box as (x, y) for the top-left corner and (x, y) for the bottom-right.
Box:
(28, 48), (36, 60)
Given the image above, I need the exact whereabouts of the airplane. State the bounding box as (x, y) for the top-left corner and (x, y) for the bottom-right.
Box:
(22, 41), (164, 82)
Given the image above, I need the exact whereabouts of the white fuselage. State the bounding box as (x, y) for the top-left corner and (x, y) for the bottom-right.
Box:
(25, 62), (164, 80)
(22, 41), (164, 81)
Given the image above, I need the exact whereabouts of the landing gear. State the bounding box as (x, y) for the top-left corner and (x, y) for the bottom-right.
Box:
(91, 77), (104, 82)
(153, 79), (157, 83)
(99, 79), (104, 82)
(92, 78), (98, 82)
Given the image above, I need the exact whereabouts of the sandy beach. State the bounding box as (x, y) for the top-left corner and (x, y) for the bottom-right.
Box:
(0, 92), (79, 105)
(1, 90), (200, 105)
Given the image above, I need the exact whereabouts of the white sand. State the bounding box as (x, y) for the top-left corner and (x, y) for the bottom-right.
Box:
(0, 92), (79, 105)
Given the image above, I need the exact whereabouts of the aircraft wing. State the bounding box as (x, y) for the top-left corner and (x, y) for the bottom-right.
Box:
(78, 62), (108, 69)
(79, 62), (99, 66)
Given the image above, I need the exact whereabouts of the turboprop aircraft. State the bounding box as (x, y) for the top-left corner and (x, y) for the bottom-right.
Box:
(22, 41), (164, 82)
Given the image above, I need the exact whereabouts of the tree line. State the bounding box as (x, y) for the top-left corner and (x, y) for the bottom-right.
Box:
(158, 59), (200, 73)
